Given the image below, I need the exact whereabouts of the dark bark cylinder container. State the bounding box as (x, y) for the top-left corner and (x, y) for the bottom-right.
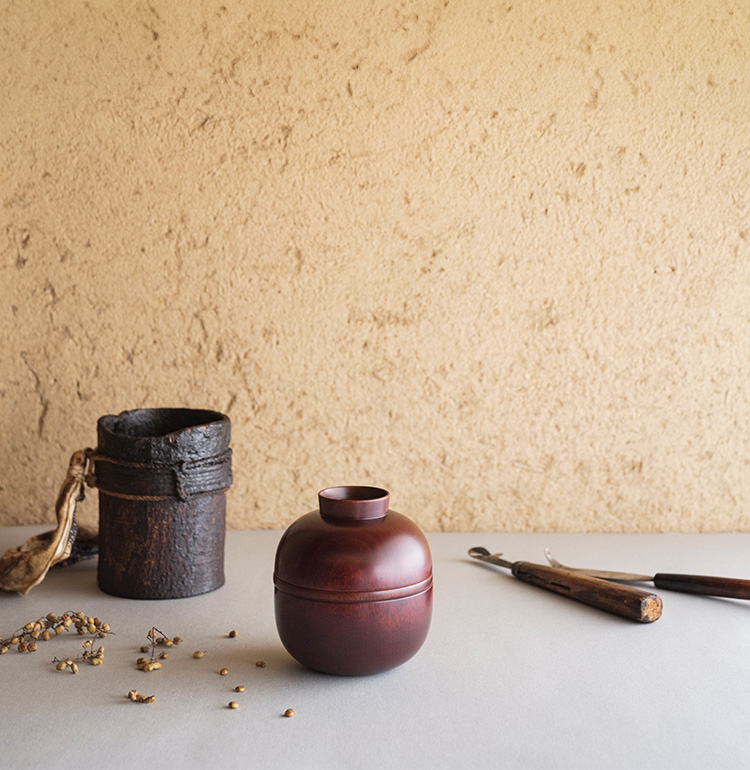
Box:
(95, 408), (232, 600)
(274, 486), (432, 676)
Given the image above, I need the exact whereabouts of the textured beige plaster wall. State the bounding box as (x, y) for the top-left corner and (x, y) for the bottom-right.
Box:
(1, 0), (749, 532)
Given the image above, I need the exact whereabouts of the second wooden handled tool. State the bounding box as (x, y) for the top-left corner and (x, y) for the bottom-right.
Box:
(469, 547), (662, 623)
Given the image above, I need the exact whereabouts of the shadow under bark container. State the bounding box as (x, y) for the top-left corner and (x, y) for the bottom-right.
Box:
(94, 408), (232, 600)
(273, 486), (433, 676)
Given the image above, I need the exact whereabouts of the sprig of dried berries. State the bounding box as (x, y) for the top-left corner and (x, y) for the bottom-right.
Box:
(137, 627), (181, 672)
(53, 636), (107, 671)
(0, 612), (113, 658)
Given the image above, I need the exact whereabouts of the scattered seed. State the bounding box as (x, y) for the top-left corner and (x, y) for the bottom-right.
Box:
(228, 701), (239, 709)
(172, 636), (183, 645)
(234, 685), (245, 692)
(220, 668), (229, 676)
(284, 709), (294, 718)
(137, 658), (147, 665)
(140, 646), (149, 653)
(255, 660), (266, 668)
(159, 652), (169, 659)
(128, 690), (138, 701)
(193, 651), (205, 659)
(228, 630), (238, 638)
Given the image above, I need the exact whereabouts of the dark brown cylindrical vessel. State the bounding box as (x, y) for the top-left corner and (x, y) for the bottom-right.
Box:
(274, 486), (432, 676)
(95, 408), (232, 600)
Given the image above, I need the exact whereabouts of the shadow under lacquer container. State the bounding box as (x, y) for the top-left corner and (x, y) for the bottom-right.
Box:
(273, 486), (433, 675)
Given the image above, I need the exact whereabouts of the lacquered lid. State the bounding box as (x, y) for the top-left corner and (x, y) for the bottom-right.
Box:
(273, 486), (432, 598)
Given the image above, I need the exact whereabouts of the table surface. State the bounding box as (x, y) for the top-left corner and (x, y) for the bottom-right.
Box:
(1, 527), (749, 770)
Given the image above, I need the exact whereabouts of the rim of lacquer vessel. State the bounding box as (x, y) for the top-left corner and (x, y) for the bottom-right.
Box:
(318, 486), (389, 521)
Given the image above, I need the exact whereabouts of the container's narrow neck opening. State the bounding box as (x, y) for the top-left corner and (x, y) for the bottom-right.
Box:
(319, 486), (389, 521)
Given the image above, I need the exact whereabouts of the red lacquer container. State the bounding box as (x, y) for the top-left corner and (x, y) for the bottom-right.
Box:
(273, 486), (433, 675)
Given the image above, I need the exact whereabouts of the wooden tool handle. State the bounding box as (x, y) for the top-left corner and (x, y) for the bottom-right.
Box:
(512, 562), (662, 623)
(653, 573), (750, 599)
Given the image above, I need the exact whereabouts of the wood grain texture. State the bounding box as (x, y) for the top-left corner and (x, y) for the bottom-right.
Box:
(274, 487), (432, 675)
(512, 562), (662, 623)
(652, 573), (750, 600)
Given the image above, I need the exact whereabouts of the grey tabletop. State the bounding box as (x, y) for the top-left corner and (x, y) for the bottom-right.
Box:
(1, 527), (749, 770)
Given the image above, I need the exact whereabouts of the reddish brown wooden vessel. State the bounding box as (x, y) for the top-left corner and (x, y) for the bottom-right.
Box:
(274, 486), (432, 676)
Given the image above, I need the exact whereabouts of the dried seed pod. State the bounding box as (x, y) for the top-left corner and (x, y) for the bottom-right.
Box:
(144, 695), (156, 703)
(87, 623), (97, 635)
(143, 661), (162, 672)
(164, 639), (173, 647)
(46, 613), (57, 622)
(0, 646), (8, 655)
(159, 652), (168, 659)
(128, 690), (138, 701)
(140, 646), (149, 653)
(172, 636), (183, 645)
(91, 657), (103, 666)
(220, 668), (229, 676)
(54, 626), (64, 635)
(284, 709), (294, 718)
(70, 663), (79, 674)
(41, 630), (51, 641)
(10, 637), (20, 645)
(137, 658), (147, 665)
(228, 630), (238, 638)
(102, 623), (110, 632)
(228, 701), (239, 709)
(56, 661), (68, 671)
(27, 642), (38, 652)
(18, 642), (27, 653)
(234, 685), (245, 692)
(192, 651), (205, 659)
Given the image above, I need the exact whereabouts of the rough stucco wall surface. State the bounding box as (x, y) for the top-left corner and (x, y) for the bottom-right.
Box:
(1, 0), (749, 532)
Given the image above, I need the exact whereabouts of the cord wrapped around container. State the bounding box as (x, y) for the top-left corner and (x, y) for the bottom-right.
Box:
(93, 408), (232, 600)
